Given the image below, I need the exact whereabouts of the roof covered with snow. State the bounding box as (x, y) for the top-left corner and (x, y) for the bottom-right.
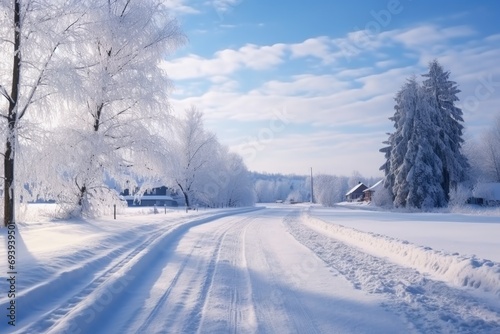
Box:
(345, 183), (367, 196)
(363, 180), (383, 192)
(473, 183), (500, 200)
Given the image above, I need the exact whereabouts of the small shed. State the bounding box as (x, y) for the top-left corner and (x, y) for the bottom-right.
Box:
(363, 180), (383, 202)
(345, 182), (368, 202)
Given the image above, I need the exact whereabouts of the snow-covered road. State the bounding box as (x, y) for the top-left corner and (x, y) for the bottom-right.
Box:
(2, 205), (499, 333)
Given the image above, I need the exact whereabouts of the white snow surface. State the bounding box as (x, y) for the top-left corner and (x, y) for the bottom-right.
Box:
(0, 203), (499, 333)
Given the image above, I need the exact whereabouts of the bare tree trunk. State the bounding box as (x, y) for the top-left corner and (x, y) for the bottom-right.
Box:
(3, 0), (21, 227)
(78, 185), (87, 207)
(176, 182), (190, 208)
(3, 138), (15, 227)
(183, 191), (190, 208)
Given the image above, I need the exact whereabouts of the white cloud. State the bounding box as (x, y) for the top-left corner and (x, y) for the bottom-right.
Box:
(164, 0), (200, 15)
(289, 37), (336, 63)
(258, 74), (350, 97)
(392, 24), (476, 49)
(210, 0), (240, 14)
(162, 43), (287, 80)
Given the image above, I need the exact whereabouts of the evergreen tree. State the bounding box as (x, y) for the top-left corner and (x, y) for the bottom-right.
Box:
(391, 78), (418, 207)
(422, 60), (469, 201)
(381, 61), (468, 209)
(404, 84), (446, 209)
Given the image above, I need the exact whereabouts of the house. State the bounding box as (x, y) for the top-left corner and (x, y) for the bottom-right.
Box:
(469, 183), (500, 206)
(345, 182), (368, 202)
(363, 180), (383, 202)
(122, 186), (178, 207)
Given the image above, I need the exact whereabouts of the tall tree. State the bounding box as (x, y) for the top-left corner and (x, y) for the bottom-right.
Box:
(381, 77), (445, 209)
(44, 0), (185, 216)
(167, 107), (217, 208)
(422, 59), (469, 201)
(199, 146), (255, 207)
(390, 78), (419, 207)
(0, 0), (84, 226)
(381, 62), (468, 209)
(381, 77), (418, 206)
(403, 81), (445, 209)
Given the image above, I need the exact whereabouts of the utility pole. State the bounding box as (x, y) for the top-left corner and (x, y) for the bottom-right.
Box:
(310, 167), (314, 203)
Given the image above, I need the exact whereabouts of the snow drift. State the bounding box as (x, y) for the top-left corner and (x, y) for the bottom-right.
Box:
(303, 209), (500, 298)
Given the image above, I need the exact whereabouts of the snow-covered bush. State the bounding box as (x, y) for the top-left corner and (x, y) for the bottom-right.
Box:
(372, 185), (393, 207)
(448, 184), (472, 208)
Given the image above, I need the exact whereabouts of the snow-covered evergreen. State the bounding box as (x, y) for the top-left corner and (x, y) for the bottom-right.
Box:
(422, 60), (469, 200)
(381, 61), (468, 209)
(404, 82), (446, 209)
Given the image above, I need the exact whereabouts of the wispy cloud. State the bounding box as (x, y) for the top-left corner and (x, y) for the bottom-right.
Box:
(289, 37), (336, 64)
(162, 43), (287, 80)
(164, 0), (200, 15)
(392, 24), (476, 49)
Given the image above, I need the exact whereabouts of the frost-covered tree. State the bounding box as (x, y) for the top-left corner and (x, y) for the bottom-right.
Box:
(477, 114), (500, 182)
(167, 107), (217, 208)
(381, 77), (417, 206)
(422, 59), (469, 200)
(200, 146), (255, 207)
(381, 62), (468, 209)
(390, 78), (445, 208)
(403, 82), (446, 209)
(347, 170), (363, 189)
(379, 135), (393, 197)
(165, 107), (254, 208)
(44, 0), (185, 216)
(313, 174), (348, 206)
(0, 0), (87, 225)
(464, 113), (500, 183)
(219, 152), (255, 207)
(254, 179), (273, 203)
(251, 173), (308, 203)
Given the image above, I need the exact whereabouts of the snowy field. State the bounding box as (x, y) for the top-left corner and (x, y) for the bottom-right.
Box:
(1, 204), (499, 333)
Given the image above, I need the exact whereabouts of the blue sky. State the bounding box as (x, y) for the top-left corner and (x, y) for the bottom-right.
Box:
(163, 0), (500, 177)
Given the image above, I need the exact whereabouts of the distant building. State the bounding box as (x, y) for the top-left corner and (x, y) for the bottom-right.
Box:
(121, 186), (178, 207)
(469, 183), (500, 206)
(345, 182), (368, 202)
(363, 180), (383, 202)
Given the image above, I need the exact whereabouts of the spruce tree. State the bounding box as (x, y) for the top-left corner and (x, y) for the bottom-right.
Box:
(391, 77), (420, 207)
(381, 61), (469, 209)
(422, 60), (469, 201)
(404, 84), (446, 209)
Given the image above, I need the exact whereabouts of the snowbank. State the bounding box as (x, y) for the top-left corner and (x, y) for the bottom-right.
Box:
(302, 210), (500, 298)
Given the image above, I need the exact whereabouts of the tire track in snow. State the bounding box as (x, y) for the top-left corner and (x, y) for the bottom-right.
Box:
(110, 208), (262, 334)
(5, 223), (163, 331)
(242, 212), (320, 334)
(195, 216), (257, 334)
(14, 223), (175, 333)
(285, 210), (500, 334)
(180, 217), (255, 334)
(132, 215), (244, 333)
(16, 207), (261, 334)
